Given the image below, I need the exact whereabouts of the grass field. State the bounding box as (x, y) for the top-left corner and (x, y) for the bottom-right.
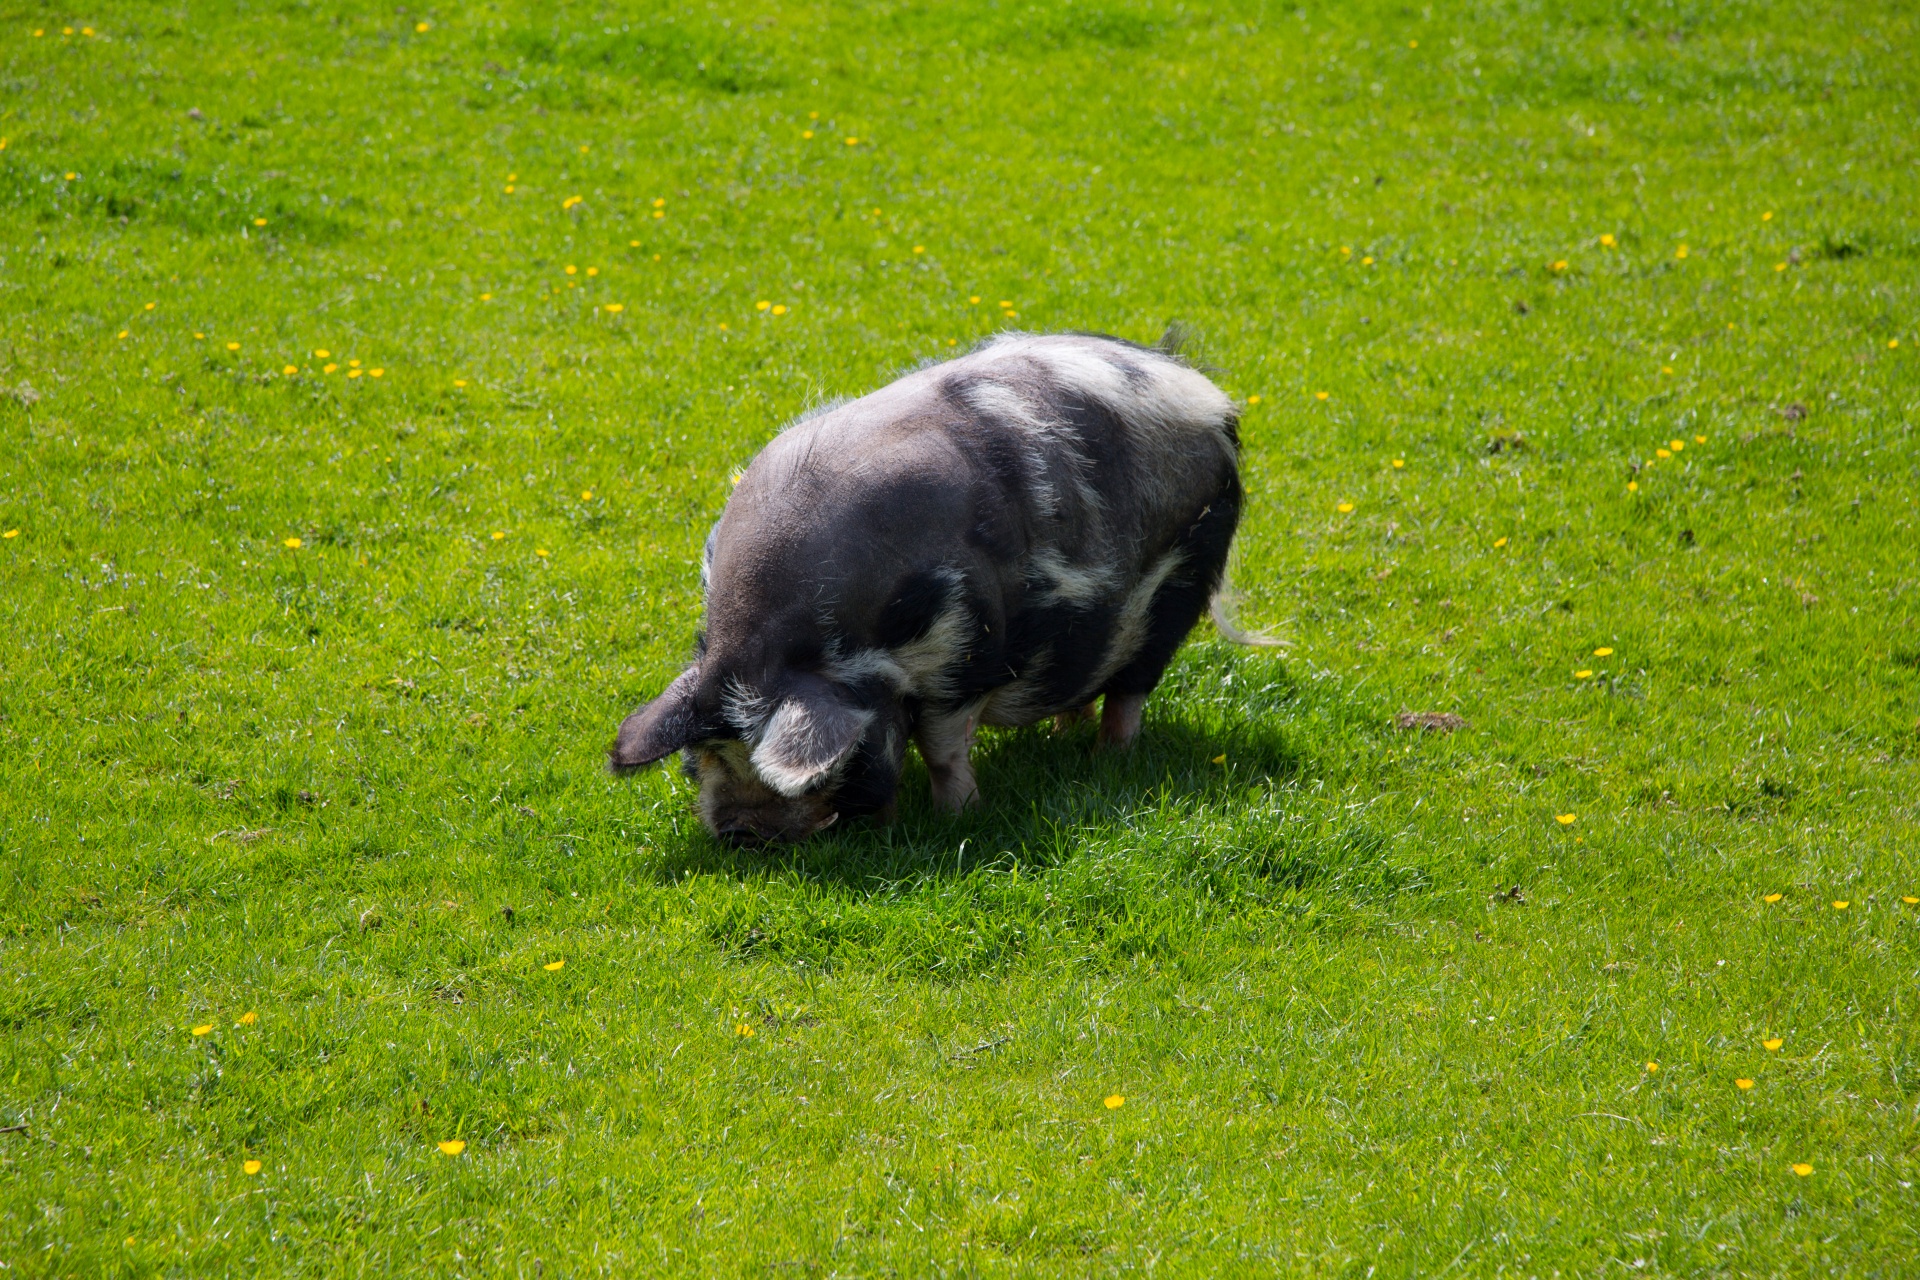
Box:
(4, 0), (1919, 1273)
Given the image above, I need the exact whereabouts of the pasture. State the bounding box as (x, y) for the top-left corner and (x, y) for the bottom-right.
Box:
(3, 0), (1917, 1273)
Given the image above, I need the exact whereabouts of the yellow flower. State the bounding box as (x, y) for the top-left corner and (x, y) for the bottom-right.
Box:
(1659, 367), (1673, 376)
(1775, 262), (1787, 272)
(1493, 536), (1508, 548)
(1627, 481), (1639, 491)
(1674, 244), (1688, 259)
(65, 171), (78, 180)
(543, 960), (564, 970)
(1408, 39), (1417, 47)
(1211, 754), (1226, 764)
(243, 1159), (263, 1175)
(1593, 647), (1613, 657)
(535, 548), (549, 558)
(491, 531), (505, 541)
(1340, 246), (1351, 256)
(756, 300), (771, 311)
(504, 185), (514, 194)
(1735, 1078), (1754, 1090)
(1554, 814), (1576, 825)
(1891, 339), (1900, 349)
(604, 303), (625, 313)
(1656, 448), (1672, 459)
(1762, 892), (1783, 903)
(969, 295), (981, 304)
(192, 1024), (214, 1036)
(586, 267), (599, 277)
(771, 304), (787, 315)
(283, 537), (302, 549)
(315, 348), (330, 359)
(999, 300), (1013, 309)
(1550, 260), (1567, 271)
(802, 130), (814, 139)
(145, 302), (155, 310)
(226, 342), (240, 351)
(438, 1140), (466, 1156)
(1763, 1038), (1783, 1051)
(1695, 434), (1707, 443)
(239, 1011), (257, 1025)
(736, 1023), (756, 1037)
(1670, 439), (1685, 451)
(1574, 669), (1593, 679)
(118, 330), (129, 339)
(253, 217), (266, 227)
(282, 364), (298, 376)
(1362, 255), (1374, 265)
(653, 209), (664, 219)
(1336, 502), (1354, 514)
(195, 332), (205, 340)
(1792, 1163), (1812, 1177)
(1391, 458), (1403, 468)
(1903, 896), (1919, 905)
(1645, 1061), (1658, 1072)
(581, 491), (593, 501)
(845, 137), (859, 146)
(348, 369), (362, 379)
(1761, 211), (1773, 221)
(1831, 900), (1848, 910)
(1315, 391), (1329, 401)
(1599, 234), (1616, 247)
(1104, 1095), (1125, 1109)
(1247, 395), (1262, 405)
(2, 530), (17, 539)
(323, 363), (338, 374)
(565, 265), (577, 275)
(454, 379), (468, 387)
(913, 245), (925, 254)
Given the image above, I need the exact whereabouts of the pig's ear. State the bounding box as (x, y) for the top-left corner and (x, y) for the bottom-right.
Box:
(750, 676), (872, 797)
(610, 667), (703, 773)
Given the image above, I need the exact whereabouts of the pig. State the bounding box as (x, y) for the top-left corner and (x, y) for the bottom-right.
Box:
(610, 330), (1259, 844)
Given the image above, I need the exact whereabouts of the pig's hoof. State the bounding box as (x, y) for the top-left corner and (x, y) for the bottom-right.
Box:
(930, 779), (980, 814)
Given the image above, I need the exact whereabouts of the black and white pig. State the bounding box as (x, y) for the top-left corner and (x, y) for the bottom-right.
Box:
(610, 331), (1257, 843)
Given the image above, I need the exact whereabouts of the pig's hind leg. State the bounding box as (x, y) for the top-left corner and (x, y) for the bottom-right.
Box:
(916, 707), (980, 813)
(1099, 474), (1243, 750)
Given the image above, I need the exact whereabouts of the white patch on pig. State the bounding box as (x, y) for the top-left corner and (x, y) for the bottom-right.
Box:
(750, 697), (873, 797)
(722, 678), (773, 738)
(1083, 548), (1186, 697)
(1028, 547), (1116, 607)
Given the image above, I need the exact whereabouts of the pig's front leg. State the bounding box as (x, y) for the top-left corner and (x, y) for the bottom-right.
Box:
(1098, 692), (1146, 748)
(916, 708), (979, 813)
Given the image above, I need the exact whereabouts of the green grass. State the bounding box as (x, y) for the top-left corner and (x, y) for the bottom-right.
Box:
(4, 0), (1919, 1273)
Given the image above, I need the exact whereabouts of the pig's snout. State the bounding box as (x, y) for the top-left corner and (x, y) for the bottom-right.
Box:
(715, 810), (839, 847)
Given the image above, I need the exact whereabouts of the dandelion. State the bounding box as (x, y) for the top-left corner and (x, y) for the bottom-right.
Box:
(226, 342), (240, 351)
(1551, 260), (1567, 271)
(1315, 391), (1329, 400)
(454, 379), (468, 387)
(323, 363), (338, 374)
(535, 548), (549, 557)
(1408, 39), (1418, 47)
(1336, 502), (1354, 514)
(1646, 1062), (1658, 1073)
(1211, 754), (1226, 764)
(565, 265), (577, 275)
(1762, 211), (1773, 221)
(543, 960), (564, 971)
(492, 531), (505, 540)
(736, 1023), (756, 1037)
(1774, 262), (1787, 272)
(1792, 1163), (1812, 1177)
(239, 1011), (257, 1025)
(195, 332), (205, 340)
(586, 267), (599, 277)
(1627, 481), (1639, 491)
(913, 245), (925, 254)
(581, 491), (593, 501)
(480, 292), (492, 301)
(348, 369), (362, 379)
(415, 20), (430, 31)
(1659, 367), (1673, 376)
(118, 330), (129, 339)
(1575, 669), (1593, 679)
(192, 1024), (214, 1036)
(771, 304), (787, 315)
(1735, 1078), (1754, 1089)
(1593, 647), (1613, 657)
(1656, 449), (1672, 459)
(1831, 900), (1848, 909)
(1555, 814), (1576, 825)
(1340, 246), (1351, 256)
(845, 137), (858, 145)
(802, 130), (814, 139)
(1391, 458), (1403, 468)
(1362, 255), (1374, 265)
(1891, 339), (1900, 349)
(145, 302), (155, 311)
(284, 537), (302, 549)
(1248, 395), (1262, 405)
(370, 369), (384, 377)
(1104, 1095), (1125, 1109)
(1599, 234), (1616, 247)
(604, 303), (625, 313)
(315, 348), (330, 359)
(1904, 896), (1918, 905)
(969, 295), (981, 304)
(253, 217), (266, 227)
(1763, 1038), (1783, 1051)
(756, 300), (771, 311)
(244, 1159), (263, 1175)
(1695, 434), (1707, 443)
(2, 530), (17, 539)
(1675, 244), (1688, 259)
(438, 1140), (466, 1156)
(653, 198), (666, 208)
(999, 300), (1013, 309)
(283, 364), (298, 376)
(1493, 536), (1508, 548)
(65, 171), (78, 181)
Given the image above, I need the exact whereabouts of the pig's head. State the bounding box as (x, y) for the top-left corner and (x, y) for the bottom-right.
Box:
(610, 665), (907, 844)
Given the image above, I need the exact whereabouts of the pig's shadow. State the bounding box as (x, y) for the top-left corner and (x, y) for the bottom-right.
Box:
(646, 682), (1330, 889)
